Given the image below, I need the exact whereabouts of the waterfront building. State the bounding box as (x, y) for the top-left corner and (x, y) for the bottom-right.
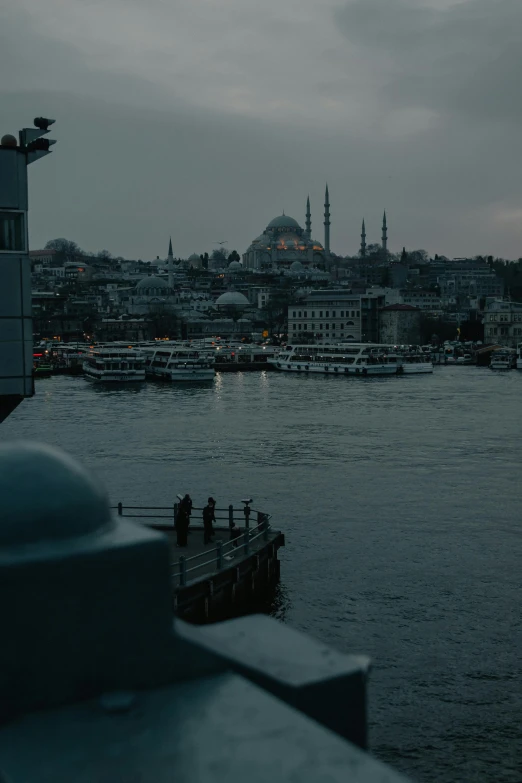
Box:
(287, 290), (386, 344)
(379, 304), (422, 345)
(483, 300), (522, 347)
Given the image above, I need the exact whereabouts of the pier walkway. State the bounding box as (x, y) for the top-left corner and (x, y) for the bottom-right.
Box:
(113, 502), (285, 620)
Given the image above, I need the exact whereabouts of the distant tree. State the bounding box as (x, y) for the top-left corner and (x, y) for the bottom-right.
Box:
(228, 250), (241, 263)
(45, 238), (83, 256)
(408, 249), (429, 265)
(211, 248), (229, 266)
(97, 249), (112, 260)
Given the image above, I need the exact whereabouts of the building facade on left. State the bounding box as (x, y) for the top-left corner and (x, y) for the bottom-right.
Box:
(0, 118), (55, 421)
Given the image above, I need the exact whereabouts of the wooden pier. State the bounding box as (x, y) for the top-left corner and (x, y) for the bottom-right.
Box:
(114, 502), (285, 622)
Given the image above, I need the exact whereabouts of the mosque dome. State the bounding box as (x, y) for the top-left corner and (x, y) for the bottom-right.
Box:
(136, 275), (170, 293)
(215, 291), (250, 307)
(267, 215), (301, 231)
(290, 260), (304, 272)
(188, 253), (201, 262)
(228, 260), (242, 270)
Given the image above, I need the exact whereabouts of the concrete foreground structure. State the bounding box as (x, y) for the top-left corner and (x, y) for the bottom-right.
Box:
(0, 441), (412, 782)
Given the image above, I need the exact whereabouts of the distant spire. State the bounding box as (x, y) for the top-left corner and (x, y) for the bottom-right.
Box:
(381, 210), (388, 256)
(360, 218), (366, 258)
(168, 236), (173, 258)
(324, 183), (330, 256)
(305, 195), (311, 239)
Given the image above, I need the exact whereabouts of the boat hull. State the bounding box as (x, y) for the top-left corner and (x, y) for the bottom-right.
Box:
(400, 363), (434, 374)
(146, 369), (215, 382)
(84, 371), (145, 383)
(272, 361), (398, 376)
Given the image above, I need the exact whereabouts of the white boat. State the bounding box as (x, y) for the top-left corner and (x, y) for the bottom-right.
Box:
(490, 349), (516, 370)
(516, 343), (522, 370)
(83, 347), (146, 383)
(271, 343), (400, 376)
(397, 351), (434, 374)
(141, 343), (215, 382)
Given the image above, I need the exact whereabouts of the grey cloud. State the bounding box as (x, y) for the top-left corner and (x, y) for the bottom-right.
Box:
(334, 0), (522, 124)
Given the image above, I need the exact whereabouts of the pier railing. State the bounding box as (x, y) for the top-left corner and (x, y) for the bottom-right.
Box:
(111, 503), (272, 587)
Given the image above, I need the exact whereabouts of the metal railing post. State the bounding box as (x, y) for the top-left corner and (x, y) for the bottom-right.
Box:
(263, 515), (269, 541)
(243, 529), (249, 556)
(174, 502), (178, 528)
(229, 504), (234, 529)
(179, 555), (186, 587)
(244, 504), (250, 530)
(117, 502), (122, 516)
(216, 541), (223, 570)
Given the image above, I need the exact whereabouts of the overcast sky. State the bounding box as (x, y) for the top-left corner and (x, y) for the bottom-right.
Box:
(2, 0), (521, 260)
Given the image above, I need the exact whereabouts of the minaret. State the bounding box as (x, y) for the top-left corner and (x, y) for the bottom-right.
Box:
(167, 236), (174, 289)
(360, 219), (367, 258)
(381, 211), (388, 257)
(305, 195), (311, 239)
(324, 183), (330, 256)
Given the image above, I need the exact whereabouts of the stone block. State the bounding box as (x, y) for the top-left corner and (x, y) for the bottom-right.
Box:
(177, 614), (370, 749)
(0, 671), (411, 783)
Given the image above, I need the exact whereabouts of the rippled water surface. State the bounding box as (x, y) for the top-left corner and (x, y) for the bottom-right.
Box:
(2, 367), (521, 782)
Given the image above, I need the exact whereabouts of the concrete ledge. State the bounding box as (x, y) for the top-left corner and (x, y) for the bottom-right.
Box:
(177, 614), (370, 749)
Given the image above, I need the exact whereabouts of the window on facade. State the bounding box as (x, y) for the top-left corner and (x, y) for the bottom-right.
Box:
(304, 311), (307, 318)
(340, 323), (344, 329)
(292, 324), (296, 331)
(292, 311), (296, 317)
(311, 324), (315, 330)
(298, 311), (302, 317)
(332, 311), (336, 317)
(320, 323), (323, 329)
(0, 211), (25, 252)
(312, 311), (315, 317)
(340, 311), (344, 317)
(326, 311), (329, 317)
(356, 311), (360, 317)
(303, 324), (307, 331)
(320, 311), (323, 317)
(298, 324), (302, 330)
(325, 324), (329, 329)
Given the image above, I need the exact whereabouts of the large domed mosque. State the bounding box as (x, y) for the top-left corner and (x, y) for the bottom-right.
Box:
(242, 186), (332, 271)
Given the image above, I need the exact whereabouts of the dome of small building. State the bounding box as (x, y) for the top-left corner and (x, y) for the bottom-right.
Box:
(290, 260), (304, 271)
(215, 291), (250, 307)
(228, 260), (242, 270)
(188, 253), (201, 262)
(267, 215), (301, 231)
(136, 275), (169, 292)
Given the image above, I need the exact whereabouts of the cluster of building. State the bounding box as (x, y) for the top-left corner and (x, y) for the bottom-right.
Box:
(29, 185), (518, 348)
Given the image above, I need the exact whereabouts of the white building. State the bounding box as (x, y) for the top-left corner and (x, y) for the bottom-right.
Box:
(288, 291), (362, 342)
(483, 300), (522, 347)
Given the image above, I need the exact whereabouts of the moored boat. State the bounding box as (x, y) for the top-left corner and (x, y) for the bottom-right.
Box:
(141, 343), (215, 382)
(83, 347), (145, 382)
(490, 349), (516, 370)
(270, 343), (400, 376)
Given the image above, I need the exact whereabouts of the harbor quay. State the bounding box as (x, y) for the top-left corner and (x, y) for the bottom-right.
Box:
(115, 501), (285, 622)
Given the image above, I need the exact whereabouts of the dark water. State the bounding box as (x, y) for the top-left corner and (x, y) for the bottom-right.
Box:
(2, 368), (521, 782)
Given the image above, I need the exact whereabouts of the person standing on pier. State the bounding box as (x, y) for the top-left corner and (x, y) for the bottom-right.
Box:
(176, 494), (192, 547)
(203, 497), (216, 545)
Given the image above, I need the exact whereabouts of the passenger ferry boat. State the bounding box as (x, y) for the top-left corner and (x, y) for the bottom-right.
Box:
(490, 349), (516, 370)
(271, 344), (400, 376)
(141, 343), (215, 382)
(83, 347), (146, 383)
(397, 350), (434, 374)
(516, 343), (522, 370)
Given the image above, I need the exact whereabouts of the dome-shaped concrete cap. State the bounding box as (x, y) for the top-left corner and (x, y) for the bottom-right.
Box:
(1, 134), (17, 147)
(188, 253), (201, 262)
(215, 291), (250, 306)
(0, 442), (112, 547)
(228, 260), (242, 269)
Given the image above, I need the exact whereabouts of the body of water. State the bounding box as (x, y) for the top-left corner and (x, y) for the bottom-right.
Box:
(2, 367), (521, 782)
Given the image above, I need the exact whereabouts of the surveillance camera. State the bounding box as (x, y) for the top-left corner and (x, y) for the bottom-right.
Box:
(241, 498), (253, 505)
(34, 117), (55, 131)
